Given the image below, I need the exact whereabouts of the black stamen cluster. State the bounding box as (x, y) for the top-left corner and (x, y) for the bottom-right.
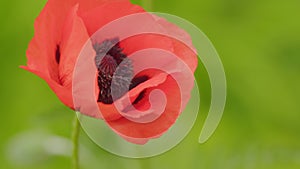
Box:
(94, 38), (149, 105)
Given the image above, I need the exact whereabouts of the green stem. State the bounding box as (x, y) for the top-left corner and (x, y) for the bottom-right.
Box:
(72, 113), (80, 169)
(142, 0), (153, 11)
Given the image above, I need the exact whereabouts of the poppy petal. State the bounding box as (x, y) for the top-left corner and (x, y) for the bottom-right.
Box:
(107, 75), (181, 139)
(155, 16), (198, 71)
(25, 0), (77, 80)
(97, 71), (168, 121)
(23, 5), (91, 112)
(80, 1), (145, 36)
(24, 0), (78, 90)
(76, 0), (129, 14)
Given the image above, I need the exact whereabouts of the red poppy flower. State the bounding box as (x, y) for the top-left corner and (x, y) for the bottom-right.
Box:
(22, 0), (198, 144)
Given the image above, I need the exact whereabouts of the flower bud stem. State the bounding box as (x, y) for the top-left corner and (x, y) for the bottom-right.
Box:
(72, 113), (80, 169)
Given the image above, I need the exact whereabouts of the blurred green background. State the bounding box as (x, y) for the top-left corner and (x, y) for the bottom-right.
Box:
(1, 0), (299, 168)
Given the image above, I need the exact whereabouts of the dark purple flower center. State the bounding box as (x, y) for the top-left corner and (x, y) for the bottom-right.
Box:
(94, 38), (148, 104)
(55, 45), (61, 64)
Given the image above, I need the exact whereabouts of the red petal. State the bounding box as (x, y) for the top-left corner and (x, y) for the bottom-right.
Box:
(80, 1), (144, 36)
(23, 5), (91, 111)
(155, 16), (198, 72)
(97, 71), (168, 121)
(59, 5), (90, 88)
(24, 0), (128, 111)
(106, 75), (181, 139)
(76, 0), (129, 14)
(101, 48), (195, 142)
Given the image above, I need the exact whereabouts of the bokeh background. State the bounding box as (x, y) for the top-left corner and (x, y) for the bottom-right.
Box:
(1, 0), (300, 168)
